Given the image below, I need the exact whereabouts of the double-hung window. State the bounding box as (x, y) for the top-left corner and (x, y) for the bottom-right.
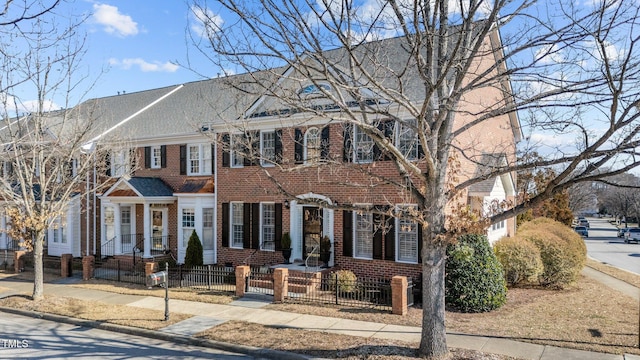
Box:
(52, 214), (67, 244)
(231, 134), (244, 168)
(354, 211), (373, 259)
(112, 149), (130, 177)
(396, 205), (419, 263)
(187, 144), (212, 175)
(304, 127), (321, 164)
(182, 209), (195, 247)
(354, 126), (374, 163)
(231, 202), (244, 248)
(151, 146), (162, 169)
(261, 203), (275, 251)
(260, 131), (276, 166)
(397, 119), (419, 160)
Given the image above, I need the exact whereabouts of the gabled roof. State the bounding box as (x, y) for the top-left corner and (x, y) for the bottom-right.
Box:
(103, 177), (174, 198)
(468, 153), (515, 196)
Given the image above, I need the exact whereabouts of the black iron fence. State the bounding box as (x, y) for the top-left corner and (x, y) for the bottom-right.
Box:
(167, 264), (236, 294)
(246, 265), (274, 296)
(285, 273), (393, 311)
(94, 258), (147, 284)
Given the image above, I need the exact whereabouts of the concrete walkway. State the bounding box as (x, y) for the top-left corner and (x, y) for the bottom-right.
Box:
(0, 269), (639, 360)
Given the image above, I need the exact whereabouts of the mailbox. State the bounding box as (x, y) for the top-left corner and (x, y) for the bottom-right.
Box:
(147, 271), (167, 287)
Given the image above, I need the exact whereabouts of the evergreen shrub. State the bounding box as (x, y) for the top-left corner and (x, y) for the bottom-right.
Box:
(494, 235), (543, 287)
(445, 234), (507, 313)
(184, 230), (204, 268)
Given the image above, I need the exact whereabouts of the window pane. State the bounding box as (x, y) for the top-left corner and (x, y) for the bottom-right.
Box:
(305, 128), (320, 163)
(262, 131), (275, 164)
(152, 146), (162, 168)
(398, 120), (418, 160)
(231, 203), (244, 247)
(355, 212), (373, 258)
(182, 209), (195, 247)
(354, 127), (373, 163)
(261, 203), (275, 250)
(203, 208), (214, 250)
(232, 135), (244, 167)
(189, 145), (200, 174)
(397, 215), (418, 263)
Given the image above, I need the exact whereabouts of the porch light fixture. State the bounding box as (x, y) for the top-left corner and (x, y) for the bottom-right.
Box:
(284, 200), (289, 209)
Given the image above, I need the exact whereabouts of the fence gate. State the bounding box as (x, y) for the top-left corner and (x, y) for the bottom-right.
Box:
(246, 265), (274, 296)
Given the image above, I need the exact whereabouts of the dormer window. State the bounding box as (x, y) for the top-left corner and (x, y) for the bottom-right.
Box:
(299, 83), (331, 96)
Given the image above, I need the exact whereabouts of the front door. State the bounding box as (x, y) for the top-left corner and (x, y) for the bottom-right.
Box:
(151, 209), (166, 251)
(303, 207), (322, 259)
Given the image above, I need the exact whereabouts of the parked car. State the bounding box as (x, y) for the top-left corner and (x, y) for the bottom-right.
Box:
(578, 219), (590, 228)
(574, 226), (589, 237)
(618, 228), (630, 238)
(625, 228), (640, 244)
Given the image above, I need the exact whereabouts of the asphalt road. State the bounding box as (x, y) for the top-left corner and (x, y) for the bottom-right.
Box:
(0, 312), (261, 360)
(583, 217), (640, 275)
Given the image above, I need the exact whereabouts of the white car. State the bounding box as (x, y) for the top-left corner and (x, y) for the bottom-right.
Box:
(624, 228), (640, 244)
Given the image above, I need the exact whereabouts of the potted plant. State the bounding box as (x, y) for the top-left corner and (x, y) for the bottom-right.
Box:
(281, 232), (292, 264)
(319, 235), (332, 268)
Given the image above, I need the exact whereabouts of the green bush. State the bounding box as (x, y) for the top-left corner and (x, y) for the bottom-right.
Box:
(330, 270), (358, 293)
(518, 217), (586, 288)
(184, 230), (204, 268)
(445, 234), (507, 313)
(493, 235), (543, 287)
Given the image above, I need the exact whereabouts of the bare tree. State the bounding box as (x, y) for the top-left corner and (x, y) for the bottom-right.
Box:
(189, 0), (640, 358)
(0, 2), (107, 300)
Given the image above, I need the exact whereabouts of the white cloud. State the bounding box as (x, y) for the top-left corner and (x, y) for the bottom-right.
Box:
(0, 93), (60, 115)
(93, 3), (138, 37)
(535, 44), (566, 64)
(109, 58), (179, 73)
(190, 5), (223, 38)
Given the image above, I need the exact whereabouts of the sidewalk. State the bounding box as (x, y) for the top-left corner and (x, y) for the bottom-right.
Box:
(0, 272), (638, 360)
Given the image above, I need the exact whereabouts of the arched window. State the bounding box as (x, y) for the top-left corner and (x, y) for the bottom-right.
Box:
(299, 83), (331, 96)
(304, 127), (321, 163)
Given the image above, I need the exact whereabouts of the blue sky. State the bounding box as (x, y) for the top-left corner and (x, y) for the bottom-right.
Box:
(78, 1), (210, 100)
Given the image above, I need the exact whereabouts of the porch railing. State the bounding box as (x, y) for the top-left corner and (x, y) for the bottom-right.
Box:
(122, 233), (144, 254)
(99, 236), (116, 259)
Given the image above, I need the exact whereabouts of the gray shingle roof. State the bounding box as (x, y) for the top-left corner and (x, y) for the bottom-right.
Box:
(126, 177), (174, 197)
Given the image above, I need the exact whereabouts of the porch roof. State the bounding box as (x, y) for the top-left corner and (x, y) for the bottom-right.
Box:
(175, 178), (214, 194)
(104, 177), (175, 199)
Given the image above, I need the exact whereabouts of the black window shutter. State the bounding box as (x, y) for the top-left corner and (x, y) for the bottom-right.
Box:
(383, 120), (395, 161)
(144, 147), (151, 168)
(221, 203), (229, 247)
(274, 130), (283, 164)
(275, 203), (283, 250)
(294, 128), (303, 164)
(342, 124), (352, 162)
(129, 148), (137, 173)
(161, 145), (167, 168)
(321, 126), (330, 160)
(343, 210), (353, 257)
(105, 151), (111, 176)
(210, 143), (215, 173)
(222, 134), (230, 167)
(251, 203), (260, 249)
(66, 160), (74, 179)
(252, 131), (260, 166)
(179, 145), (186, 175)
(243, 203), (251, 249)
(373, 213), (383, 260)
(384, 215), (396, 261)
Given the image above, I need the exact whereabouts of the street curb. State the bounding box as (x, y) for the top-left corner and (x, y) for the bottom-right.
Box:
(0, 306), (325, 360)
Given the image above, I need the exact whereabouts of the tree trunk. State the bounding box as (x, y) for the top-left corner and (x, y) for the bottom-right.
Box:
(418, 240), (448, 359)
(32, 232), (44, 300)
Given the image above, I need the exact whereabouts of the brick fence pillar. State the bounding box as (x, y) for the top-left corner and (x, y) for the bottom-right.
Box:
(82, 256), (94, 280)
(14, 250), (26, 273)
(145, 262), (157, 277)
(60, 253), (73, 277)
(235, 265), (250, 297)
(273, 268), (288, 303)
(391, 275), (408, 316)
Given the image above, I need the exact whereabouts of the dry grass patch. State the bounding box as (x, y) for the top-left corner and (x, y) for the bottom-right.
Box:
(197, 321), (518, 360)
(0, 295), (191, 330)
(71, 278), (235, 305)
(268, 275), (640, 355)
(586, 258), (640, 288)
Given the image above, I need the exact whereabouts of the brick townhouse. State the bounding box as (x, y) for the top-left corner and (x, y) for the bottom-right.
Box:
(2, 27), (520, 281)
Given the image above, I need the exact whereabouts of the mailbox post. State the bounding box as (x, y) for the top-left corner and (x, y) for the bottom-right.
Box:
(147, 262), (170, 321)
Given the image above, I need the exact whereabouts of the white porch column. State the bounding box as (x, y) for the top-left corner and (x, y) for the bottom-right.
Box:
(143, 202), (152, 258)
(114, 203), (122, 255)
(0, 214), (6, 249)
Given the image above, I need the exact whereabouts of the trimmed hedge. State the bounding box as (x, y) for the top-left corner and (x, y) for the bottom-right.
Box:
(494, 235), (543, 287)
(446, 234), (507, 313)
